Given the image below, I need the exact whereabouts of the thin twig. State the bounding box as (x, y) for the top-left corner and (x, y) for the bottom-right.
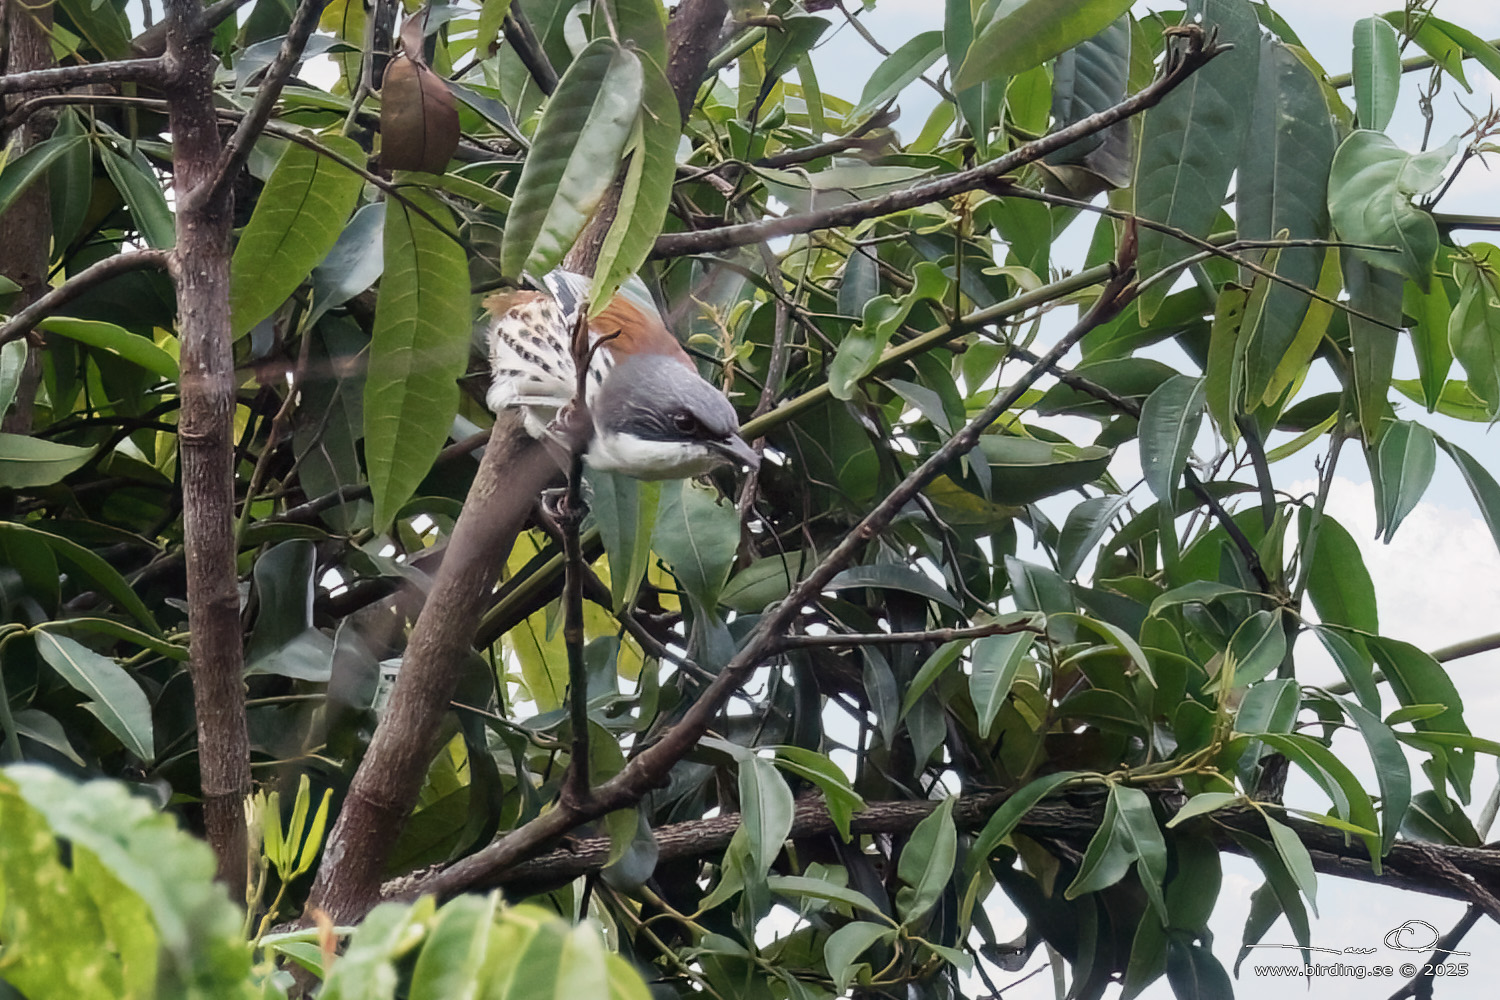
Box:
(776, 619), (1042, 651)
(652, 27), (1226, 258)
(503, 7), (558, 96)
(0, 250), (170, 348)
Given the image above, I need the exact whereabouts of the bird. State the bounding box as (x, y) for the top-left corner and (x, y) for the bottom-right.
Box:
(483, 270), (760, 480)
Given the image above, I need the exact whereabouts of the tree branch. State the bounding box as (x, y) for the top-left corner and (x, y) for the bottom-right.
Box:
(776, 619), (1041, 651)
(194, 0), (327, 210)
(652, 27), (1226, 259)
(0, 58), (165, 95)
(502, 7), (557, 96)
(0, 250), (170, 348)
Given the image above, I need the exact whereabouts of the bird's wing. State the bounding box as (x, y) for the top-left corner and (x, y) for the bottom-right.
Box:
(482, 288), (613, 434)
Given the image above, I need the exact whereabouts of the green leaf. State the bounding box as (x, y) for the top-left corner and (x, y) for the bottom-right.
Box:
(1251, 732), (1381, 864)
(1299, 509), (1378, 634)
(321, 898), (435, 1000)
(1138, 375), (1205, 502)
(230, 135), (366, 339)
(652, 479), (740, 610)
(739, 755), (794, 876)
(1112, 785), (1168, 922)
(1166, 937), (1234, 1000)
(953, 0), (1135, 90)
(1401, 789), (1480, 846)
(0, 340), (25, 416)
(1149, 580), (1257, 617)
(823, 921), (895, 995)
(1133, 0), (1259, 319)
(1061, 613), (1155, 686)
(1340, 698), (1410, 855)
(772, 747), (865, 841)
(970, 632), (1033, 740)
(0, 133), (86, 220)
(826, 563), (963, 612)
(1, 766), (250, 997)
(1167, 791), (1241, 827)
(0, 522), (160, 634)
(589, 50), (678, 314)
(1263, 815), (1317, 915)
(766, 876), (886, 919)
(1237, 38), (1337, 407)
(1352, 17), (1400, 130)
(852, 31), (944, 120)
(363, 190), (471, 533)
(1225, 609), (1285, 686)
(977, 436), (1113, 505)
(98, 143), (175, 250)
(900, 639), (967, 717)
(1313, 626), (1378, 712)
(1436, 437), (1500, 557)
(1344, 254), (1404, 442)
(969, 771), (1083, 871)
(1328, 130), (1454, 288)
(0, 433), (94, 488)
(1231, 832), (1311, 972)
(1368, 635), (1472, 799)
(588, 472), (660, 611)
(500, 38), (644, 277)
(34, 632), (153, 764)
(721, 551), (803, 614)
(1372, 419), (1435, 541)
(1381, 11), (1469, 90)
(37, 317), (179, 382)
(1057, 493), (1130, 579)
(829, 263), (947, 400)
(1448, 253), (1500, 416)
(895, 797), (956, 925)
(408, 894), (500, 1000)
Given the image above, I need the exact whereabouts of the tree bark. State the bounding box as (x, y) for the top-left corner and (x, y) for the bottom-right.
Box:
(164, 0), (252, 892)
(0, 0), (56, 434)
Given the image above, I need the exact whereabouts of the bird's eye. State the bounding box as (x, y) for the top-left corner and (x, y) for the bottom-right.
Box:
(671, 411), (700, 434)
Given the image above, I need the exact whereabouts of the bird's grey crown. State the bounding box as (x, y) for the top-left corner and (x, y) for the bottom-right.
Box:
(592, 354), (741, 442)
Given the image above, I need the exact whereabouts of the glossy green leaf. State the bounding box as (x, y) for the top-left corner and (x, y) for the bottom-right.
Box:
(895, 796), (956, 925)
(1133, 0), (1259, 319)
(1066, 783), (1163, 903)
(1300, 509), (1378, 634)
(1437, 436), (1500, 556)
(1139, 375), (1205, 501)
(99, 143), (175, 250)
(1237, 38), (1336, 407)
(0, 433), (94, 489)
(652, 479), (740, 610)
(1061, 613), (1155, 685)
(1448, 252), (1500, 415)
(772, 747), (865, 840)
(1314, 626), (1378, 712)
(1166, 937), (1235, 999)
(1340, 698), (1410, 855)
(1404, 272), (1453, 410)
(1149, 580), (1257, 616)
(1166, 791), (1241, 827)
(826, 563), (963, 612)
(0, 523), (159, 634)
(1226, 609), (1285, 686)
(829, 263), (947, 400)
(407, 893), (499, 1000)
(34, 632), (153, 763)
(1372, 419), (1435, 541)
(1231, 831), (1311, 971)
(590, 22), (676, 312)
(363, 190), (471, 533)
(1381, 11), (1469, 90)
(824, 921), (895, 995)
(230, 135), (365, 338)
(953, 0), (1134, 90)
(500, 38), (643, 277)
(1352, 17), (1400, 130)
(977, 436), (1113, 505)
(1263, 815), (1317, 914)
(969, 771), (1083, 871)
(0, 340), (25, 417)
(970, 631), (1034, 739)
(1344, 253), (1404, 443)
(739, 755), (794, 876)
(1057, 494), (1130, 580)
(1252, 732), (1381, 863)
(721, 551), (802, 614)
(589, 472), (660, 611)
(766, 876), (886, 918)
(1044, 15), (1131, 182)
(1234, 677), (1299, 736)
(0, 133), (86, 220)
(37, 317), (179, 382)
(900, 639), (968, 717)
(852, 31), (944, 120)
(1401, 789), (1480, 846)
(1368, 636), (1472, 801)
(1328, 130), (1454, 288)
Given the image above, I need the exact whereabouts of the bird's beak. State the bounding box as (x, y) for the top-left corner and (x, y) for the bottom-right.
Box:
(711, 434), (761, 472)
